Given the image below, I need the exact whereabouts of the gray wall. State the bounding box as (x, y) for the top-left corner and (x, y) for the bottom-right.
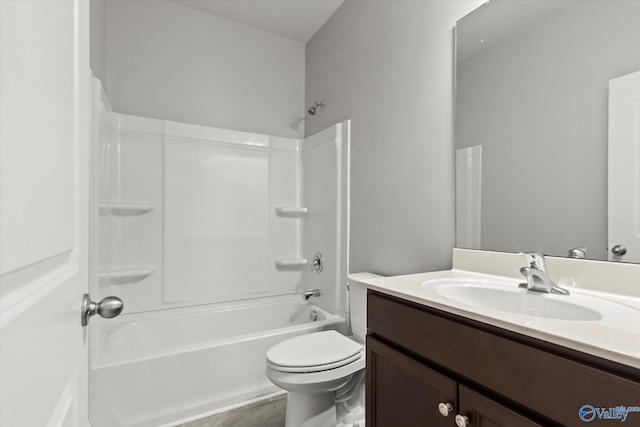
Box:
(104, 0), (305, 138)
(456, 1), (640, 260)
(306, 0), (482, 275)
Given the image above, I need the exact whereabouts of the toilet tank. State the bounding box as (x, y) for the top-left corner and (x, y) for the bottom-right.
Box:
(347, 273), (383, 343)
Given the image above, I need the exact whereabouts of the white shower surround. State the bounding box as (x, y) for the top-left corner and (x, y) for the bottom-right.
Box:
(90, 79), (351, 426)
(96, 106), (305, 313)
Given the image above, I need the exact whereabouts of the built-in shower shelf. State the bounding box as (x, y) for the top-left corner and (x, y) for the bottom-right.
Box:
(274, 258), (308, 270)
(98, 265), (156, 283)
(99, 202), (156, 216)
(275, 207), (308, 217)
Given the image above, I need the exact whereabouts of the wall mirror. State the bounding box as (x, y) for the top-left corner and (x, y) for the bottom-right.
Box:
(454, 0), (640, 263)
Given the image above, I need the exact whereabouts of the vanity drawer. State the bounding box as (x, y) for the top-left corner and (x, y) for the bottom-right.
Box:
(367, 292), (640, 426)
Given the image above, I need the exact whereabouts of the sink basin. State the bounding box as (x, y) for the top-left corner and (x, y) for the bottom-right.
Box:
(422, 278), (609, 321)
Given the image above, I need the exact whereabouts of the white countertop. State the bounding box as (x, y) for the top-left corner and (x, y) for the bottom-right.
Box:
(360, 269), (640, 370)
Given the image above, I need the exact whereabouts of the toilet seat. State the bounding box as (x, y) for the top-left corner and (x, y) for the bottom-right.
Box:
(266, 330), (363, 373)
(268, 350), (363, 373)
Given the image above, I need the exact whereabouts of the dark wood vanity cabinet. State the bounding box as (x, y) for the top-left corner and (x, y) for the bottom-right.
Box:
(366, 291), (640, 427)
(366, 336), (543, 427)
(366, 336), (457, 426)
(456, 385), (544, 427)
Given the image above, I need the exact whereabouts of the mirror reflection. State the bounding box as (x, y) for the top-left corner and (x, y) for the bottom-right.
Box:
(455, 0), (640, 263)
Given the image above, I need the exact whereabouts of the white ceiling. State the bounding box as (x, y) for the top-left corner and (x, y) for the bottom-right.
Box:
(171, 0), (345, 43)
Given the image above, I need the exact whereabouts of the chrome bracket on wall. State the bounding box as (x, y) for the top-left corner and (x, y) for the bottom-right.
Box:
(311, 252), (324, 272)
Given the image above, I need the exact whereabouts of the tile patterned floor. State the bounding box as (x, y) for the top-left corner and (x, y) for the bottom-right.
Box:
(179, 395), (286, 427)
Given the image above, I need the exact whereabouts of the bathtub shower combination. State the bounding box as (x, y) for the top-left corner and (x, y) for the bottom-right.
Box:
(91, 298), (343, 426)
(89, 79), (350, 427)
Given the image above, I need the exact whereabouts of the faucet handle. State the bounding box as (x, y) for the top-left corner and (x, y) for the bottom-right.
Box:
(519, 252), (547, 271)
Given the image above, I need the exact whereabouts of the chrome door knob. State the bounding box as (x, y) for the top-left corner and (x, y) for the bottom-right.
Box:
(438, 402), (454, 417)
(81, 294), (123, 326)
(455, 414), (470, 427)
(611, 245), (627, 256)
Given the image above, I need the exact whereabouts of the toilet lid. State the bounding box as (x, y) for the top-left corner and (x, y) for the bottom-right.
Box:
(267, 330), (363, 372)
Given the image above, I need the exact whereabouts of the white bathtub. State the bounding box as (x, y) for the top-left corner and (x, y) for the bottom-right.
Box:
(89, 296), (345, 427)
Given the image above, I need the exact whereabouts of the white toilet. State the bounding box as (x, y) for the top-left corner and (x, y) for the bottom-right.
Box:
(265, 273), (380, 427)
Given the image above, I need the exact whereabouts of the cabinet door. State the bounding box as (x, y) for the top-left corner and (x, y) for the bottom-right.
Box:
(367, 336), (457, 427)
(457, 385), (545, 427)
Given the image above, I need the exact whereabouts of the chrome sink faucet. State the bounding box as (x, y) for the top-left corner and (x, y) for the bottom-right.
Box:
(519, 253), (570, 295)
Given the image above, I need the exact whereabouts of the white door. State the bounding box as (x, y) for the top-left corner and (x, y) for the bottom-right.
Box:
(608, 70), (640, 262)
(0, 1), (91, 426)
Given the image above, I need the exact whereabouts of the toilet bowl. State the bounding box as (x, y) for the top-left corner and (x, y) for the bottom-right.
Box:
(266, 330), (365, 427)
(265, 273), (381, 427)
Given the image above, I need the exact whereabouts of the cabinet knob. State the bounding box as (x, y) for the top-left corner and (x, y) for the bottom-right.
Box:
(455, 414), (470, 427)
(438, 402), (453, 417)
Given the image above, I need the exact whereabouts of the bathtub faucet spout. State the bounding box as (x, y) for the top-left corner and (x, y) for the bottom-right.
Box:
(303, 289), (321, 300)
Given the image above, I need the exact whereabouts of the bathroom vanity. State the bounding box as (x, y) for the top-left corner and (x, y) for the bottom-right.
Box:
(362, 252), (640, 427)
(366, 291), (639, 426)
